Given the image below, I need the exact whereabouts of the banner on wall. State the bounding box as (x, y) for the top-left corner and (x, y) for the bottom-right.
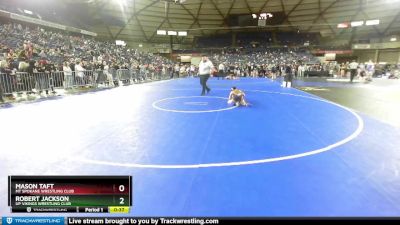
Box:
(325, 53), (336, 61)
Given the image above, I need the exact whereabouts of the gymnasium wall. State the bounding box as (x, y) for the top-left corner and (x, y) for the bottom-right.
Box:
(353, 50), (377, 63)
(378, 49), (400, 64)
(353, 49), (400, 64)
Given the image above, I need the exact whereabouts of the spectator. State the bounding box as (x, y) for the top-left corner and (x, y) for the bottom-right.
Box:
(63, 62), (73, 89)
(74, 61), (85, 86)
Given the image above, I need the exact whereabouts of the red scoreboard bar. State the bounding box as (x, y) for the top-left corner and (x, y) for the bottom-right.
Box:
(8, 176), (132, 213)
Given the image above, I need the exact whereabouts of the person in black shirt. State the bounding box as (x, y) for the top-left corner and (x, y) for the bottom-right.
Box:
(26, 60), (36, 93)
(258, 66), (266, 78)
(271, 66), (277, 79)
(282, 64), (293, 88)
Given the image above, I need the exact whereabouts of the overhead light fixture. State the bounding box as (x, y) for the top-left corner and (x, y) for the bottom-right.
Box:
(178, 31), (187, 36)
(351, 21), (364, 27)
(173, 0), (186, 3)
(366, 19), (380, 26)
(23, 9), (33, 15)
(157, 30), (167, 35)
(253, 13), (273, 20)
(114, 0), (127, 6)
(139, 44), (143, 47)
(115, 40), (126, 46)
(167, 31), (177, 36)
(390, 37), (397, 42)
(337, 23), (349, 28)
(259, 13), (273, 19)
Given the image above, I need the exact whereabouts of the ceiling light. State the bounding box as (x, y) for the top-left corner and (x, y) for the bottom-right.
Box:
(157, 30), (167, 35)
(366, 19), (380, 26)
(351, 21), (364, 27)
(23, 9), (33, 15)
(167, 31), (177, 36)
(178, 31), (187, 36)
(115, 40), (126, 46)
(337, 23), (349, 28)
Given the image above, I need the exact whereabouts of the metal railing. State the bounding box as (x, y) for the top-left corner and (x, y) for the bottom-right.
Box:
(0, 68), (174, 103)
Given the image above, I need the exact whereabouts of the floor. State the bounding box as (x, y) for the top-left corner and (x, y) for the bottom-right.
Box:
(295, 77), (400, 127)
(0, 77), (399, 216)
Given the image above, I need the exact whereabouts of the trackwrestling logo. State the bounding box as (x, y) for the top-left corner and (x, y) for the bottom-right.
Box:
(2, 217), (64, 225)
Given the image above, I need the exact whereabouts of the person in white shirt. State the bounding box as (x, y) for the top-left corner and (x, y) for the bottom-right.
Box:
(63, 62), (73, 89)
(180, 65), (186, 77)
(103, 62), (114, 86)
(218, 63), (225, 80)
(349, 60), (359, 83)
(198, 55), (215, 96)
(366, 60), (374, 82)
(74, 61), (85, 85)
(174, 64), (180, 78)
(298, 65), (305, 77)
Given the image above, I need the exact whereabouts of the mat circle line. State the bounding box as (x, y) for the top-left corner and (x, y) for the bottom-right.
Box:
(75, 89), (364, 169)
(152, 96), (238, 113)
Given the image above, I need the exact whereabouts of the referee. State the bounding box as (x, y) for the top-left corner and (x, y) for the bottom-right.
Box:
(349, 60), (359, 83)
(198, 55), (215, 96)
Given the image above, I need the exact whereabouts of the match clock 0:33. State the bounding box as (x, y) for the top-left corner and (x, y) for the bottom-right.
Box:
(109, 206), (130, 214)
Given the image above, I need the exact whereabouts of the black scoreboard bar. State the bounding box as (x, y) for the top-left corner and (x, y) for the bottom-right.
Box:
(8, 176), (132, 213)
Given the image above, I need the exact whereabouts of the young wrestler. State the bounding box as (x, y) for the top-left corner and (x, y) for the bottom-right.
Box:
(228, 87), (249, 107)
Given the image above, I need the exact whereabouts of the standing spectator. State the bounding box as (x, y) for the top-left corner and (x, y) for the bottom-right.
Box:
(218, 63), (225, 80)
(366, 60), (375, 82)
(63, 62), (73, 89)
(167, 64), (173, 79)
(190, 64), (196, 77)
(258, 66), (266, 78)
(74, 61), (85, 86)
(180, 65), (186, 77)
(298, 64), (304, 77)
(0, 64), (3, 102)
(282, 64), (293, 88)
(69, 59), (75, 84)
(340, 63), (346, 77)
(174, 64), (180, 78)
(270, 65), (277, 79)
(26, 60), (36, 93)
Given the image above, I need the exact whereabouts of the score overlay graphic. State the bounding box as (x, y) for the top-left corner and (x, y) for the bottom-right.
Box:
(8, 176), (132, 213)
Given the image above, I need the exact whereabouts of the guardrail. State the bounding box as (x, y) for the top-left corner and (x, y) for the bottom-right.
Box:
(0, 68), (173, 103)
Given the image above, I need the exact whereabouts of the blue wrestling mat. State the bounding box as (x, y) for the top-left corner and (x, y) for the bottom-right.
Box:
(0, 77), (399, 216)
